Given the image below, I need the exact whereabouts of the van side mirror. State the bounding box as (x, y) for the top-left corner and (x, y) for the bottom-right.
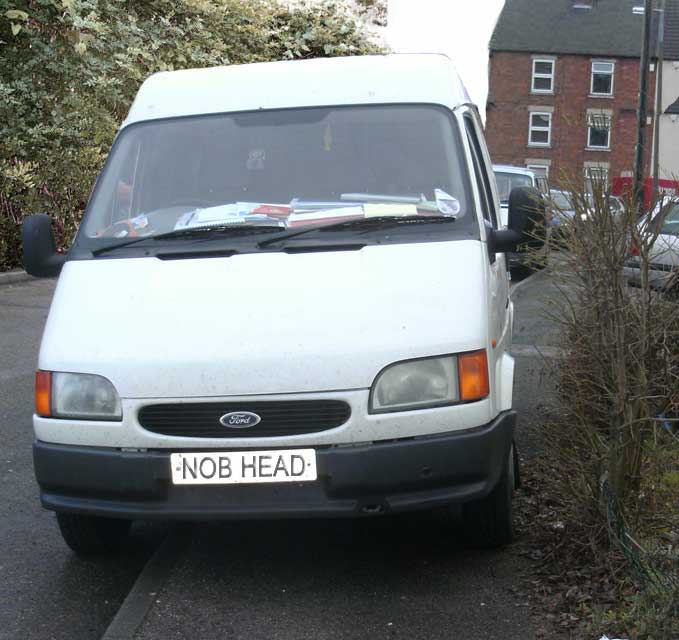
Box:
(492, 186), (546, 254)
(22, 214), (67, 278)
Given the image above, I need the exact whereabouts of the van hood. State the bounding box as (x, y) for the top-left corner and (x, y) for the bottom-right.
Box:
(40, 241), (488, 398)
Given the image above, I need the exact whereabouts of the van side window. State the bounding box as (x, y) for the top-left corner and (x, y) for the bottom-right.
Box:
(464, 116), (498, 228)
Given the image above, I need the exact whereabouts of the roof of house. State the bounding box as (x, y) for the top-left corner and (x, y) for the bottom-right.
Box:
(490, 0), (672, 58)
(124, 54), (471, 127)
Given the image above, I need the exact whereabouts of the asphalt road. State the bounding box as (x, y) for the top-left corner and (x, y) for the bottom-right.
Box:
(0, 269), (558, 640)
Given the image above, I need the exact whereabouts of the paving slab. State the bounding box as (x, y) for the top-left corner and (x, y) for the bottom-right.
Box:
(511, 269), (561, 348)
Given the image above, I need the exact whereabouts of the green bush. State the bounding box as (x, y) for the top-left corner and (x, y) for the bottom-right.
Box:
(0, 0), (382, 271)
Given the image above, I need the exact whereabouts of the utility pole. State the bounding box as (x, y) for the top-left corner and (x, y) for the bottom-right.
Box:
(652, 0), (665, 203)
(634, 0), (653, 210)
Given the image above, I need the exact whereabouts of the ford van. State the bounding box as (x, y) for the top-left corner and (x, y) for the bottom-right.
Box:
(492, 164), (549, 277)
(22, 54), (544, 554)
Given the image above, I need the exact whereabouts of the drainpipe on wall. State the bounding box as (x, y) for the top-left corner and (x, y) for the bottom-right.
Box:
(652, 0), (665, 203)
(635, 0), (653, 211)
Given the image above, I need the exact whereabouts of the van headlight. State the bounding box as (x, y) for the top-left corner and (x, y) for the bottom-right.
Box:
(368, 351), (489, 414)
(35, 371), (122, 420)
(369, 356), (459, 413)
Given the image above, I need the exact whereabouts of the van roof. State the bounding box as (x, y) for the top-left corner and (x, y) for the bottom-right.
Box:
(123, 54), (472, 127)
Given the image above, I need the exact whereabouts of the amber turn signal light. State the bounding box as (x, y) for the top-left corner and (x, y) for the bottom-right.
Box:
(35, 370), (52, 417)
(458, 350), (490, 402)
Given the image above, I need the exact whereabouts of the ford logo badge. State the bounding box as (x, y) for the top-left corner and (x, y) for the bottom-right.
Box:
(219, 411), (261, 429)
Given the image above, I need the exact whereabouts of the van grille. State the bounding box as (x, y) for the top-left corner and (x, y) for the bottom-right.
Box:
(138, 400), (351, 438)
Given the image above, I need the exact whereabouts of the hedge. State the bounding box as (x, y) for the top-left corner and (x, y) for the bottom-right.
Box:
(0, 0), (382, 270)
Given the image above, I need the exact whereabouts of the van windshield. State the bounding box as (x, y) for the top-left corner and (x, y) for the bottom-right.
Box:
(79, 105), (476, 249)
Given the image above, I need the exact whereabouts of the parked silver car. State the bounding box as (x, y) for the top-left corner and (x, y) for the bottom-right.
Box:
(624, 200), (679, 292)
(549, 189), (625, 229)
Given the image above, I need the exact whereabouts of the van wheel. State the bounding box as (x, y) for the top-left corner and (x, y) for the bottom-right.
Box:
(56, 512), (132, 555)
(462, 445), (515, 548)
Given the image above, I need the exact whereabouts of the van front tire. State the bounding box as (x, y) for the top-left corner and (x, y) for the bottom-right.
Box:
(56, 512), (132, 555)
(462, 446), (515, 548)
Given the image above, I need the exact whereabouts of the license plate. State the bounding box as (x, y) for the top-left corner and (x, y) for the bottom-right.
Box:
(170, 449), (317, 485)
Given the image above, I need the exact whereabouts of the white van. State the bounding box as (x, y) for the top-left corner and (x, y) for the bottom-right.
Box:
(492, 165), (542, 228)
(23, 54), (543, 554)
(624, 198), (679, 291)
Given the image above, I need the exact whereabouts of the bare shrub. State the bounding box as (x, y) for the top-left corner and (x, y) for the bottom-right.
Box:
(545, 177), (678, 505)
(524, 176), (679, 636)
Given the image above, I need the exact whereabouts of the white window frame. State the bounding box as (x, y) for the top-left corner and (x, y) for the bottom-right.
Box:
(584, 166), (609, 191)
(590, 61), (615, 97)
(527, 163), (550, 178)
(587, 113), (611, 149)
(532, 59), (555, 94)
(528, 112), (552, 147)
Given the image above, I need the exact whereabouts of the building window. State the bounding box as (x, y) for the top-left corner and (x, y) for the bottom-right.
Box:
(532, 59), (554, 93)
(591, 61), (614, 96)
(587, 113), (611, 149)
(526, 159), (551, 190)
(585, 166), (609, 191)
(527, 164), (549, 178)
(528, 112), (552, 146)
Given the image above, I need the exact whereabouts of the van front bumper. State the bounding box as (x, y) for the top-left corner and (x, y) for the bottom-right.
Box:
(34, 411), (515, 520)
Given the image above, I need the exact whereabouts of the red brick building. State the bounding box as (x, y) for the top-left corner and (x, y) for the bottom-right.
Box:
(485, 0), (657, 190)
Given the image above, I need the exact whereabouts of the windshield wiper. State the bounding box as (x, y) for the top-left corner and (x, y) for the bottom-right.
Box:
(91, 223), (284, 256)
(257, 215), (454, 248)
